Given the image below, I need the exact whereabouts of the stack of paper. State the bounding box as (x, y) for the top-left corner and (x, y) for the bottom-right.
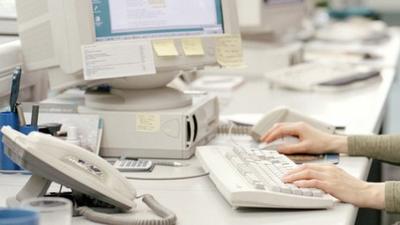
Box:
(191, 76), (245, 91)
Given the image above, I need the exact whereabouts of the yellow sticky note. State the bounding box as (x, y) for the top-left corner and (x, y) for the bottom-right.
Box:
(136, 114), (160, 133)
(181, 38), (204, 56)
(148, 0), (166, 7)
(152, 39), (179, 57)
(215, 35), (245, 68)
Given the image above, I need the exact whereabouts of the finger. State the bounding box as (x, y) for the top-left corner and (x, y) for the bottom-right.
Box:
(262, 124), (300, 143)
(260, 123), (285, 141)
(277, 142), (308, 154)
(285, 163), (333, 176)
(283, 169), (325, 183)
(284, 164), (335, 179)
(292, 179), (327, 190)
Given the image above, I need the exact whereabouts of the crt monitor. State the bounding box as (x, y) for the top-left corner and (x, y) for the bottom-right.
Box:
(236, 0), (306, 37)
(15, 0), (240, 111)
(0, 40), (48, 109)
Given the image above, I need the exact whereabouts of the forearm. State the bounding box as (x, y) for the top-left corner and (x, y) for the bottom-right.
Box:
(348, 135), (400, 164)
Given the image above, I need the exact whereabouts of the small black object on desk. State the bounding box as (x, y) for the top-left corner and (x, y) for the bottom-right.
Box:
(38, 123), (62, 136)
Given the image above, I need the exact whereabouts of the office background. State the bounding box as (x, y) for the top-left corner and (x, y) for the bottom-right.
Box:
(2, 1), (400, 225)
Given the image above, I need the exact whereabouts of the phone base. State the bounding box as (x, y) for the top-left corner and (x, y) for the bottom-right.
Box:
(6, 197), (20, 208)
(6, 175), (51, 207)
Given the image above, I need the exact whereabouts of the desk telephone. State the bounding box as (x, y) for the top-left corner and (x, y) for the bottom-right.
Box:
(1, 126), (177, 225)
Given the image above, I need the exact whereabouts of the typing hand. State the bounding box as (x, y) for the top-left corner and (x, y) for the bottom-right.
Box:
(283, 164), (385, 209)
(260, 122), (348, 154)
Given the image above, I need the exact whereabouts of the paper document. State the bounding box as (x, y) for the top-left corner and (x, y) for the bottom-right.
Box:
(181, 38), (204, 56)
(81, 40), (156, 80)
(216, 35), (245, 68)
(236, 0), (262, 27)
(148, 0), (166, 7)
(152, 39), (179, 56)
(191, 76), (244, 91)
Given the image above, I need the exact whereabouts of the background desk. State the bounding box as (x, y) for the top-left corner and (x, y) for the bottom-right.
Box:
(0, 32), (399, 225)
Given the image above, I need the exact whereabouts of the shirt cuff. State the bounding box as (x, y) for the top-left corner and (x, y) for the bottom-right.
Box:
(385, 181), (400, 213)
(348, 136), (368, 156)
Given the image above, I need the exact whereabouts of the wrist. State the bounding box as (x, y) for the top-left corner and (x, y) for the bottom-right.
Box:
(360, 183), (385, 209)
(328, 135), (348, 154)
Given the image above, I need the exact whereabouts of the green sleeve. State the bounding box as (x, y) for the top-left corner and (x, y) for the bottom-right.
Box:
(348, 135), (400, 164)
(348, 135), (400, 212)
(385, 181), (400, 213)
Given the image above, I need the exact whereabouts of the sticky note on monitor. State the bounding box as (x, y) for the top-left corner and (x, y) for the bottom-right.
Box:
(181, 38), (204, 56)
(152, 39), (179, 56)
(81, 40), (156, 80)
(216, 35), (245, 68)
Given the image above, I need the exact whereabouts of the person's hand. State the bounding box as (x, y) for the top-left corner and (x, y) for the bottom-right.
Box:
(260, 122), (348, 154)
(283, 164), (385, 209)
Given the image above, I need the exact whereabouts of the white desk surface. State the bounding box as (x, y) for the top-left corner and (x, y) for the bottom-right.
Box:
(0, 35), (17, 44)
(1, 30), (400, 225)
(0, 156), (369, 225)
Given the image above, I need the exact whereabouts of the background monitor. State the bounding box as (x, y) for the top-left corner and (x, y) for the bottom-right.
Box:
(0, 40), (48, 109)
(236, 0), (306, 39)
(16, 0), (240, 95)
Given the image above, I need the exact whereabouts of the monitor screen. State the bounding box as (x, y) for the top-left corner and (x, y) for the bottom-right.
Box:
(92, 0), (224, 41)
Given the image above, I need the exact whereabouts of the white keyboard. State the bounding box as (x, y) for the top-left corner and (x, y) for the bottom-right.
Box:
(196, 145), (335, 209)
(264, 63), (380, 91)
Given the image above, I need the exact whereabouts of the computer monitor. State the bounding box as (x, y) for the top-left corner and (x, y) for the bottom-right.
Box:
(15, 0), (240, 111)
(0, 40), (48, 109)
(236, 0), (306, 38)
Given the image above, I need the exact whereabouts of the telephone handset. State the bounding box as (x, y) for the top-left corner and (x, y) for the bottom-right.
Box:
(1, 126), (177, 225)
(219, 106), (336, 140)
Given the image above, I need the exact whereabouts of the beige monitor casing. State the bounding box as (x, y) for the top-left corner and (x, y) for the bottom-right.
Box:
(16, 0), (241, 91)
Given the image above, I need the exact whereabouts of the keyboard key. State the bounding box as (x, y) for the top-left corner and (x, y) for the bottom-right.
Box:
(311, 189), (324, 197)
(301, 188), (313, 196)
(286, 184), (303, 195)
(237, 164), (251, 175)
(279, 185), (292, 194)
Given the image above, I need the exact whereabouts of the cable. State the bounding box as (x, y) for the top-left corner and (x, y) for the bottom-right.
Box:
(124, 171), (209, 181)
(228, 121), (243, 148)
(77, 194), (177, 225)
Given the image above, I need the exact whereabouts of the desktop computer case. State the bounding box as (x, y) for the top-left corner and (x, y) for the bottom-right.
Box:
(80, 95), (219, 159)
